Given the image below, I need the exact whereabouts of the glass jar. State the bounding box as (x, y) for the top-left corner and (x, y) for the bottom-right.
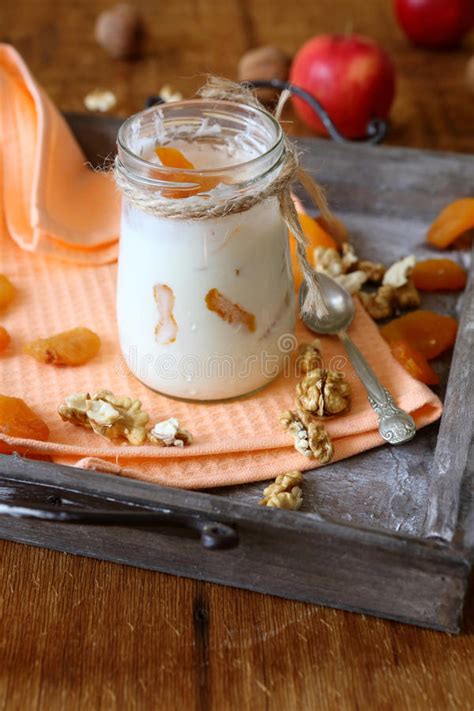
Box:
(115, 99), (296, 401)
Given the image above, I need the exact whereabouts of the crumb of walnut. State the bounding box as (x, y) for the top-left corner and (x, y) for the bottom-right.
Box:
(341, 242), (358, 271)
(295, 339), (322, 374)
(395, 278), (421, 310)
(296, 369), (351, 417)
(84, 88), (117, 112)
(315, 246), (368, 294)
(158, 85), (183, 103)
(314, 247), (344, 277)
(260, 470), (303, 510)
(383, 255), (416, 288)
(147, 417), (193, 447)
(296, 409), (334, 464)
(58, 390), (150, 445)
(359, 277), (420, 320)
(359, 286), (397, 320)
(279, 410), (334, 464)
(335, 271), (368, 294)
(280, 410), (313, 458)
(357, 260), (386, 283)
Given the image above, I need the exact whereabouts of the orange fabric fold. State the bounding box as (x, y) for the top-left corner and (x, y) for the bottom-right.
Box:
(0, 44), (119, 264)
(0, 46), (442, 488)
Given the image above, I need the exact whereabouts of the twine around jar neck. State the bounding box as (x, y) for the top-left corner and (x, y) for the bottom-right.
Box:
(114, 76), (345, 318)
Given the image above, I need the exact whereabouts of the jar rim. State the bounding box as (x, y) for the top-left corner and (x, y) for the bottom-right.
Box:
(116, 98), (284, 180)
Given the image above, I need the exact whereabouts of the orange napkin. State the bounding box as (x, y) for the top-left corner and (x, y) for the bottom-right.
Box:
(0, 46), (443, 488)
(0, 44), (119, 264)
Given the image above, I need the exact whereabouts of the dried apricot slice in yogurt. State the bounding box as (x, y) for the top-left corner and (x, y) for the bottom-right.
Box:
(381, 310), (458, 360)
(205, 288), (256, 332)
(154, 146), (222, 198)
(24, 327), (101, 365)
(412, 259), (467, 291)
(0, 394), (49, 454)
(427, 198), (474, 249)
(0, 275), (15, 310)
(154, 284), (178, 345)
(389, 339), (440, 385)
(155, 146), (195, 170)
(0, 326), (11, 352)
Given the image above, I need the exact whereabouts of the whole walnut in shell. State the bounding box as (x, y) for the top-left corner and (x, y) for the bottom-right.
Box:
(238, 46), (290, 103)
(95, 4), (143, 60)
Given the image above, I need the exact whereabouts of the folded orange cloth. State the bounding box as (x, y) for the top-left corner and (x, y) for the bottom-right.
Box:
(0, 46), (443, 488)
(0, 44), (119, 264)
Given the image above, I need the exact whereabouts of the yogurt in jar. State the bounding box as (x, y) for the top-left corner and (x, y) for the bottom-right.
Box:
(115, 100), (296, 400)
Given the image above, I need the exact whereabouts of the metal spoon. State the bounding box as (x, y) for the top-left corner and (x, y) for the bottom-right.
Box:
(300, 274), (416, 445)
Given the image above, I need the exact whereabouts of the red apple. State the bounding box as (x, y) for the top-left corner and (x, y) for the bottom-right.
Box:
(394, 0), (474, 49)
(290, 35), (396, 139)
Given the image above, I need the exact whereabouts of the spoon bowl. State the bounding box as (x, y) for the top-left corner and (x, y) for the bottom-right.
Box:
(299, 273), (355, 334)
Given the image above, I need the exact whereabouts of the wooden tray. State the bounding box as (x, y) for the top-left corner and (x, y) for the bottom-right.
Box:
(0, 114), (472, 633)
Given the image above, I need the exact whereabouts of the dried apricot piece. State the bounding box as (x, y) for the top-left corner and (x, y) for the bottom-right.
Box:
(0, 326), (11, 352)
(24, 327), (101, 365)
(315, 216), (349, 244)
(0, 275), (15, 310)
(154, 145), (223, 198)
(0, 394), (49, 454)
(205, 288), (256, 332)
(289, 212), (338, 289)
(412, 259), (467, 291)
(155, 146), (195, 170)
(427, 198), (474, 249)
(389, 339), (440, 385)
(381, 310), (458, 360)
(153, 284), (178, 345)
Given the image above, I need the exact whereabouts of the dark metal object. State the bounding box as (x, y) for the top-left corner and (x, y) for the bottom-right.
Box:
(245, 79), (388, 144)
(0, 495), (238, 551)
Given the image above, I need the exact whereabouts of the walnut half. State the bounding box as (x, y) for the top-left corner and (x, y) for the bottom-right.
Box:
(296, 368), (351, 418)
(260, 470), (304, 510)
(59, 390), (150, 445)
(280, 410), (334, 464)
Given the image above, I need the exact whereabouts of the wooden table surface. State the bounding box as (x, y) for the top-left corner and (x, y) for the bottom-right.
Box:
(1, 0), (474, 709)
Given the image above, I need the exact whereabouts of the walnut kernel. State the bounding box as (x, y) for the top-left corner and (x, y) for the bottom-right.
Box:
(280, 410), (334, 464)
(147, 418), (193, 447)
(395, 278), (421, 310)
(357, 260), (386, 283)
(84, 89), (117, 113)
(296, 369), (351, 417)
(260, 470), (303, 510)
(383, 255), (416, 288)
(59, 390), (150, 445)
(336, 271), (368, 294)
(359, 286), (396, 320)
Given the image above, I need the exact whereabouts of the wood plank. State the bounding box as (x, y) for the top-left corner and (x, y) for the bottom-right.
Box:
(0, 456), (469, 632)
(424, 244), (474, 542)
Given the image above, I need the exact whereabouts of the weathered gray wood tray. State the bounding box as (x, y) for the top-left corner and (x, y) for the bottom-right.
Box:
(0, 114), (472, 632)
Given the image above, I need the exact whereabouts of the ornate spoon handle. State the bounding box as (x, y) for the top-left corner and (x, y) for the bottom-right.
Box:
(338, 331), (416, 445)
